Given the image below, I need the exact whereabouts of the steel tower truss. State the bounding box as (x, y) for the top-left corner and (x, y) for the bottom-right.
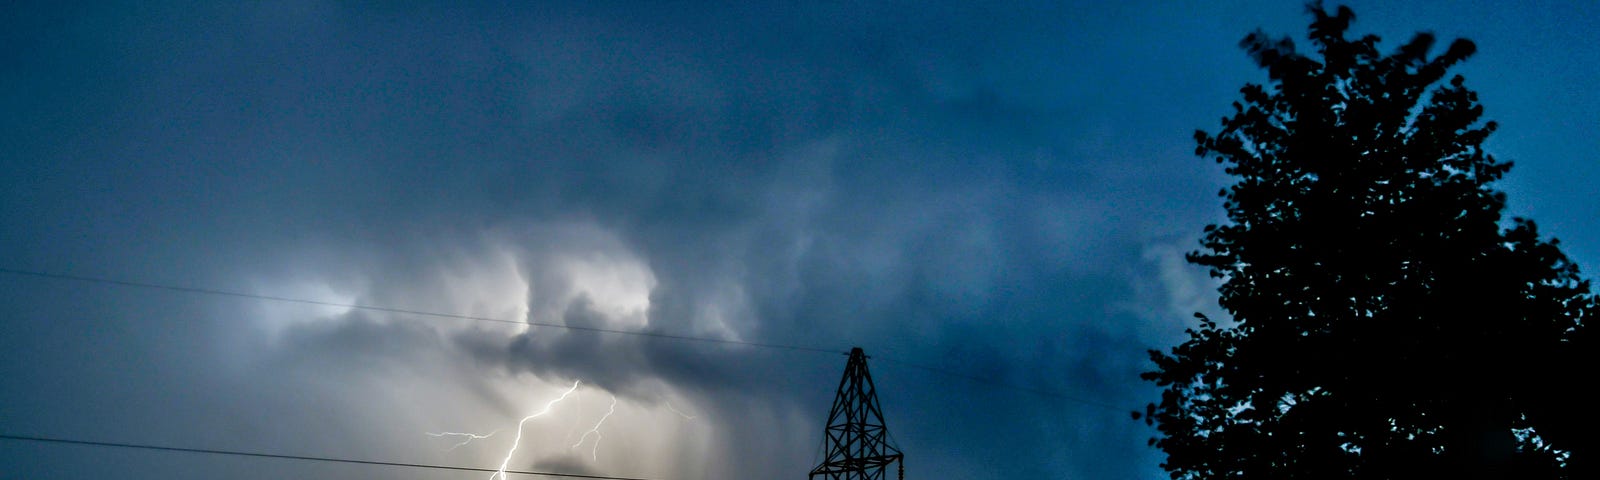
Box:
(810, 347), (903, 480)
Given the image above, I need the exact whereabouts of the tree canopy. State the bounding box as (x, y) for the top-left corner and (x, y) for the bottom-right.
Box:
(1140, 4), (1594, 478)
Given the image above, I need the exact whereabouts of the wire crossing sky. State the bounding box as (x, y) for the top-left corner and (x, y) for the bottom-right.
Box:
(0, 434), (661, 480)
(0, 267), (843, 354)
(3, 1), (1596, 479)
(0, 266), (1134, 411)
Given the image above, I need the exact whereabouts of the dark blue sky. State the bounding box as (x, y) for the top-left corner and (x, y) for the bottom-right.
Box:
(3, 1), (1596, 478)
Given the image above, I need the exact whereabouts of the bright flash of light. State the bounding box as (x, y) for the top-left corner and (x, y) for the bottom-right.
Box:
(427, 430), (499, 450)
(491, 380), (582, 480)
(664, 400), (696, 420)
(570, 395), (617, 461)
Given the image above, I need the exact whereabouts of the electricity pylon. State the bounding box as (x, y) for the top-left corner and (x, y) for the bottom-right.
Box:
(810, 347), (903, 480)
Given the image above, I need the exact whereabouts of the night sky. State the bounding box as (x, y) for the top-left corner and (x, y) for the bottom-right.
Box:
(3, 1), (1596, 479)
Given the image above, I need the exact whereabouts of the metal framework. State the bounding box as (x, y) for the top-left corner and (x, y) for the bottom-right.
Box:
(810, 347), (903, 480)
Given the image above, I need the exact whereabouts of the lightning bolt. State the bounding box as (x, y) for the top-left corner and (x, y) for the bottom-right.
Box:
(491, 380), (582, 480)
(570, 395), (617, 461)
(664, 400), (696, 420)
(427, 430), (499, 450)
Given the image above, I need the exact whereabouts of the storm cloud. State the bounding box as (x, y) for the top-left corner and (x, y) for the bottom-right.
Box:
(4, 1), (1597, 479)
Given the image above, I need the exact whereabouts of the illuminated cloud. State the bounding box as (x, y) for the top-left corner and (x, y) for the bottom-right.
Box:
(2, 2), (1595, 480)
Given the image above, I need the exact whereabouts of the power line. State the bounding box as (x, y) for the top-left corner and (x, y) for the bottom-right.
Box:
(0, 267), (841, 355)
(0, 266), (1139, 412)
(0, 432), (660, 479)
(872, 356), (1129, 412)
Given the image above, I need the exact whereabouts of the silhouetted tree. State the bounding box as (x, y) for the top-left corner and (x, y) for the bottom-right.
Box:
(1140, 4), (1594, 478)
